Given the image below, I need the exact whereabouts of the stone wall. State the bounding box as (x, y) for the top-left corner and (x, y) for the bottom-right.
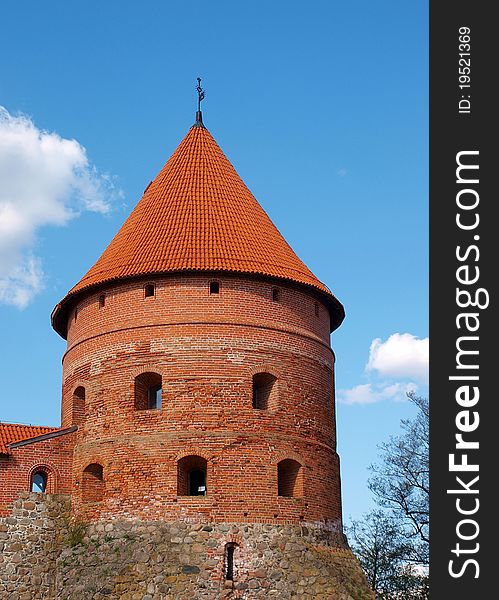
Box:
(0, 493), (71, 599)
(0, 494), (374, 599)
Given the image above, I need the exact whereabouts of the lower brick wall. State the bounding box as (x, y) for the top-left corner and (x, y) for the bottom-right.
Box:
(72, 434), (342, 525)
(0, 493), (374, 600)
(0, 432), (74, 516)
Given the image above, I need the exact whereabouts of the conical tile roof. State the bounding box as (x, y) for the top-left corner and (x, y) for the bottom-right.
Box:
(52, 122), (344, 337)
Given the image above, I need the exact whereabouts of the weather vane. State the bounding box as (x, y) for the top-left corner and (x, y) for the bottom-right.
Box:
(196, 77), (205, 112)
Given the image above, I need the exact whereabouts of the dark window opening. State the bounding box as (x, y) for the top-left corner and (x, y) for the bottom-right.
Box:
(189, 469), (206, 496)
(314, 302), (319, 317)
(272, 288), (280, 302)
(145, 283), (155, 298)
(277, 459), (303, 498)
(31, 471), (47, 493)
(82, 463), (104, 502)
(177, 455), (207, 496)
(99, 294), (106, 308)
(74, 306), (78, 321)
(72, 386), (86, 426)
(134, 372), (162, 410)
(225, 543), (237, 580)
(252, 372), (277, 410)
(209, 281), (219, 295)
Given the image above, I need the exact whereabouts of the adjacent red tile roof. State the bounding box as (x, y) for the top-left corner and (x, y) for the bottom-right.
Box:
(52, 123), (344, 337)
(0, 423), (58, 454)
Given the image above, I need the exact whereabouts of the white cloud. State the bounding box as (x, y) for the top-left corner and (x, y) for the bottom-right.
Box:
(337, 381), (417, 405)
(338, 332), (427, 406)
(367, 333), (429, 384)
(0, 106), (119, 308)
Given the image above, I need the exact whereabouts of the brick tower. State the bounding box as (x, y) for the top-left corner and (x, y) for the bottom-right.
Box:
(51, 106), (345, 525)
(1, 99), (374, 598)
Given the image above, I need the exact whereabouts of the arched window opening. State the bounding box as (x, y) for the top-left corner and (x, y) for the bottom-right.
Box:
(209, 281), (219, 295)
(272, 288), (280, 302)
(30, 467), (54, 493)
(277, 459), (303, 498)
(144, 283), (155, 298)
(82, 463), (104, 502)
(177, 455), (207, 496)
(252, 372), (277, 410)
(31, 471), (47, 493)
(134, 372), (162, 410)
(99, 294), (106, 308)
(225, 543), (238, 581)
(72, 386), (86, 426)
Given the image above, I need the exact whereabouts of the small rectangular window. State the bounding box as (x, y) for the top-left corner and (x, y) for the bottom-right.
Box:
(314, 302), (319, 317)
(209, 281), (219, 295)
(99, 294), (106, 308)
(272, 288), (280, 302)
(226, 543), (237, 580)
(145, 284), (155, 298)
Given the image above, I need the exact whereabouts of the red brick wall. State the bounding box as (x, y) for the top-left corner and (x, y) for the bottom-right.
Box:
(60, 274), (343, 525)
(0, 432), (74, 515)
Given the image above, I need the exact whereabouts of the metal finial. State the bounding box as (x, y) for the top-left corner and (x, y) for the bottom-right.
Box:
(196, 78), (205, 110)
(195, 77), (205, 127)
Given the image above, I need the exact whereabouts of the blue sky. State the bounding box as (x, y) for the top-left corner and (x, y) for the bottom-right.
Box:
(0, 1), (428, 523)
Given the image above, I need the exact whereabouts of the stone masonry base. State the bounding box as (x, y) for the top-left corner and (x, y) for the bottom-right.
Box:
(0, 494), (374, 599)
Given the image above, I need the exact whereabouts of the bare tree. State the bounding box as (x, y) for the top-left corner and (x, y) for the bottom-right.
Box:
(348, 510), (428, 599)
(368, 392), (429, 565)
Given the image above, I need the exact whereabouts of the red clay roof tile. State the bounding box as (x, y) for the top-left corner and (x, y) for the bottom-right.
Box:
(0, 423), (58, 454)
(52, 124), (343, 336)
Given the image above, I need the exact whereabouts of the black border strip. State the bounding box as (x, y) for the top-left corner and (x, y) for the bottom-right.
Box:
(430, 1), (493, 596)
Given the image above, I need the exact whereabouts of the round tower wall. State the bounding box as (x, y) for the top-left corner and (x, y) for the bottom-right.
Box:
(61, 274), (342, 526)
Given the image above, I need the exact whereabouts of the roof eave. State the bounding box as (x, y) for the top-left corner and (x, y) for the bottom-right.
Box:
(7, 426), (77, 450)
